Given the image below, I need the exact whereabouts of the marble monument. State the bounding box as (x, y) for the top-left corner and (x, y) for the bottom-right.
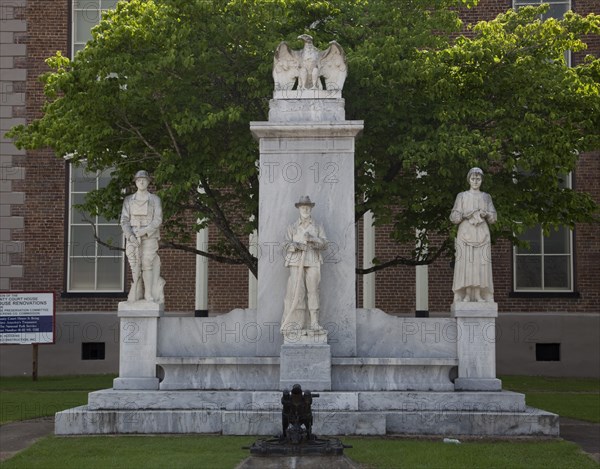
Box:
(55, 37), (558, 438)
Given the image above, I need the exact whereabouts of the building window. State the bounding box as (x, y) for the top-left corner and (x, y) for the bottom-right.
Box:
(513, 0), (571, 64)
(513, 0), (570, 19)
(82, 342), (106, 360)
(72, 0), (118, 57)
(68, 164), (124, 292)
(513, 174), (573, 292)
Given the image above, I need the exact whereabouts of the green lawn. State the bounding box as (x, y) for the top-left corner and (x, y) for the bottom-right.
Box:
(1, 375), (599, 468)
(1, 436), (598, 469)
(501, 375), (600, 423)
(0, 375), (116, 424)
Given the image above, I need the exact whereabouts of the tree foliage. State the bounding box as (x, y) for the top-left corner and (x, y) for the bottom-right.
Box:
(9, 0), (600, 276)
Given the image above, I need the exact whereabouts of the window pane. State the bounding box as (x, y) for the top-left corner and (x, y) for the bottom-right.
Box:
(71, 225), (96, 257)
(544, 256), (571, 289)
(97, 258), (123, 290)
(544, 4), (569, 20)
(101, 0), (118, 9)
(97, 225), (123, 254)
(72, 166), (97, 192)
(71, 193), (90, 224)
(545, 227), (570, 254)
(75, 0), (100, 8)
(516, 227), (541, 254)
(70, 257), (95, 290)
(75, 11), (96, 43)
(98, 170), (112, 188)
(516, 256), (542, 289)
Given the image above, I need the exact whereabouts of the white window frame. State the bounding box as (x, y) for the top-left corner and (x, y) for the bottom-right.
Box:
(72, 0), (118, 57)
(67, 163), (125, 292)
(513, 0), (572, 66)
(513, 173), (574, 292)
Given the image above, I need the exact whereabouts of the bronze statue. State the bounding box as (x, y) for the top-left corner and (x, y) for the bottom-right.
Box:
(281, 383), (317, 444)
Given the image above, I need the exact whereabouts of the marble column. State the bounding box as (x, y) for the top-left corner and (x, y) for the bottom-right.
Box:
(113, 301), (162, 390)
(250, 90), (363, 358)
(451, 302), (502, 391)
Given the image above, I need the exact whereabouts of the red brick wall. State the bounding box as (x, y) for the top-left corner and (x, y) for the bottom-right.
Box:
(207, 224), (249, 313)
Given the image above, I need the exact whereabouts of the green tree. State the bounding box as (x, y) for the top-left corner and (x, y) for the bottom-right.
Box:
(8, 0), (600, 277)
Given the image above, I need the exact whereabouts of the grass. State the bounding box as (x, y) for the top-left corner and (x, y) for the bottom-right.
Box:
(0, 436), (597, 469)
(0, 375), (116, 424)
(344, 438), (599, 469)
(1, 375), (599, 468)
(501, 375), (600, 423)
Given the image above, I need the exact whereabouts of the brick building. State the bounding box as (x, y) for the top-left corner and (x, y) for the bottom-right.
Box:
(1, 0), (598, 377)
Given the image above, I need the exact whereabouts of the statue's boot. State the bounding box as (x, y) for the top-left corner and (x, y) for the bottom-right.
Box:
(309, 310), (325, 332)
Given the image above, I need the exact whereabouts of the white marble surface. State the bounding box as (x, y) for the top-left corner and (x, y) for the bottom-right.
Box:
(451, 301), (498, 317)
(56, 406), (558, 436)
(158, 361), (279, 391)
(356, 309), (458, 358)
(332, 363), (455, 392)
(273, 35), (347, 92)
(357, 391), (525, 412)
(280, 344), (331, 391)
(87, 389), (524, 412)
(116, 314), (159, 389)
(88, 389), (252, 410)
(455, 315), (498, 382)
(157, 309), (264, 356)
(55, 406), (222, 435)
(118, 300), (163, 315)
(251, 122), (363, 358)
(269, 98), (345, 122)
(386, 407), (558, 436)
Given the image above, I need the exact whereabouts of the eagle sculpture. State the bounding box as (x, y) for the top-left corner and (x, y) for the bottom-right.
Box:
(273, 34), (347, 92)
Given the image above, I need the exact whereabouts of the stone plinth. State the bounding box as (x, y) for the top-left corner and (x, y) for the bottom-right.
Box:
(280, 344), (331, 391)
(251, 120), (363, 358)
(451, 302), (501, 391)
(113, 301), (162, 390)
(55, 389), (557, 436)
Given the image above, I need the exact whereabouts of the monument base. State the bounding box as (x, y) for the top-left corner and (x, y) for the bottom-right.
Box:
(113, 377), (159, 390)
(55, 389), (558, 437)
(280, 344), (331, 391)
(455, 378), (502, 391)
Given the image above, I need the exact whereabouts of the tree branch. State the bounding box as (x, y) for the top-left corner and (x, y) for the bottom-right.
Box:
(161, 241), (248, 265)
(198, 177), (258, 276)
(355, 239), (452, 275)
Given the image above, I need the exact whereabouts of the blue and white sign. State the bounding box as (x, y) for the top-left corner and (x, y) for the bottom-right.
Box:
(0, 292), (55, 344)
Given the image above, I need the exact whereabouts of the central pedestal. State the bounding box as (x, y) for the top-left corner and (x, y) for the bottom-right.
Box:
(280, 343), (331, 391)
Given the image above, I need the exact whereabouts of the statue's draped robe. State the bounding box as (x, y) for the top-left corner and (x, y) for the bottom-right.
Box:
(450, 190), (496, 295)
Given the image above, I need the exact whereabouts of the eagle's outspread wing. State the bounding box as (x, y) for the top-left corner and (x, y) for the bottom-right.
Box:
(273, 42), (301, 92)
(318, 41), (347, 91)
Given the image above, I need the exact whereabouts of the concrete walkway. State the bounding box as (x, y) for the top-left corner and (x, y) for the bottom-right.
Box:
(1, 417), (598, 464)
(0, 417), (54, 462)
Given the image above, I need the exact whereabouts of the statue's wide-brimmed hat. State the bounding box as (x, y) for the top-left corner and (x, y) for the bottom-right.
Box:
(133, 170), (151, 180)
(295, 195), (315, 208)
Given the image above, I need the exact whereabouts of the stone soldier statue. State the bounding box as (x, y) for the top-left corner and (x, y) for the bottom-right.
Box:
(121, 170), (165, 303)
(281, 196), (328, 336)
(450, 167), (497, 303)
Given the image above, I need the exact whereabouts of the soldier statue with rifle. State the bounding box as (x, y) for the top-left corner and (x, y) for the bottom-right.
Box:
(121, 170), (165, 304)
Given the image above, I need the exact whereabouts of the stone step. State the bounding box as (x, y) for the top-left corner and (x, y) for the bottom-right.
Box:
(87, 389), (525, 412)
(154, 356), (459, 391)
(55, 406), (558, 437)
